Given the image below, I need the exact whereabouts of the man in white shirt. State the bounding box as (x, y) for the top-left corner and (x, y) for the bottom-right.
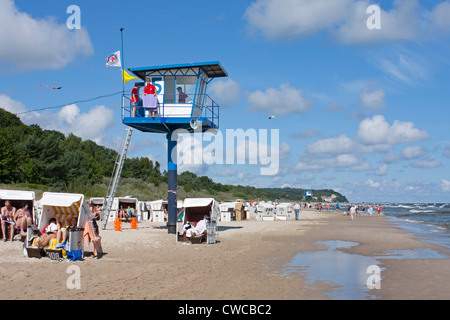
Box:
(349, 205), (357, 221)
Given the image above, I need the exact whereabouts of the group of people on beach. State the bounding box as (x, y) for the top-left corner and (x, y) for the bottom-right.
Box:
(345, 203), (382, 220)
(118, 205), (138, 223)
(1, 200), (31, 241)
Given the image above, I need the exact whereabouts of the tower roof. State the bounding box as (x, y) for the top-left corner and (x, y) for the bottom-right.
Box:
(129, 61), (227, 80)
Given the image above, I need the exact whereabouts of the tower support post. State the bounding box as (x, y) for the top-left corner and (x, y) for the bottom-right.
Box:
(167, 131), (177, 234)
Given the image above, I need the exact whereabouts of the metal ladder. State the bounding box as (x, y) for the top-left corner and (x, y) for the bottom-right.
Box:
(101, 126), (133, 230)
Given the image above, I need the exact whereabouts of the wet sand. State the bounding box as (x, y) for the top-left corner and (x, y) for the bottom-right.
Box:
(0, 209), (449, 300)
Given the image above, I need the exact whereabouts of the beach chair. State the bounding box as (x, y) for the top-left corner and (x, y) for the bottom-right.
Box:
(0, 190), (36, 242)
(177, 198), (219, 244)
(25, 192), (93, 260)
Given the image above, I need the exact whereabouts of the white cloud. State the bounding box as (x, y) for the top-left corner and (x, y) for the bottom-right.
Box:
(365, 179), (381, 189)
(0, 0), (93, 71)
(295, 153), (359, 171)
(442, 179), (450, 192)
(0, 93), (27, 113)
(401, 145), (428, 159)
(351, 161), (371, 172)
(374, 164), (388, 176)
(244, 0), (352, 40)
(58, 104), (80, 124)
(209, 78), (242, 108)
(306, 134), (355, 154)
(334, 0), (420, 45)
(428, 1), (450, 34)
(70, 105), (114, 142)
(411, 158), (441, 169)
(244, 0), (450, 45)
(371, 50), (429, 85)
(359, 86), (385, 112)
(443, 146), (450, 158)
(1, 94), (114, 144)
(357, 115), (429, 145)
(247, 83), (314, 116)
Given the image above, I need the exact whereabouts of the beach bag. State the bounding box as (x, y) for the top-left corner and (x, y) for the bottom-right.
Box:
(66, 249), (83, 261)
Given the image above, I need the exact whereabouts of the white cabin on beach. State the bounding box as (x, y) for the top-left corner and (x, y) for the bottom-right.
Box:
(257, 202), (275, 221)
(219, 202), (237, 222)
(275, 203), (293, 220)
(107, 196), (141, 221)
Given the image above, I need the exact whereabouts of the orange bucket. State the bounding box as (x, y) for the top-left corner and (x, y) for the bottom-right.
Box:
(114, 217), (122, 231)
(131, 217), (137, 229)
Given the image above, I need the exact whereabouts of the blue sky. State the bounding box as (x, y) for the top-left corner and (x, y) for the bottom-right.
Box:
(1, 0), (450, 202)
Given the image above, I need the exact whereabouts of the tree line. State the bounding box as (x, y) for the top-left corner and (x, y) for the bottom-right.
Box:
(0, 108), (348, 202)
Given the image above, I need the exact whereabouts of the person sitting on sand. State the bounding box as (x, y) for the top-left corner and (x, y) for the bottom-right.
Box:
(186, 216), (208, 238)
(37, 217), (60, 248)
(1, 200), (16, 242)
(13, 202), (32, 237)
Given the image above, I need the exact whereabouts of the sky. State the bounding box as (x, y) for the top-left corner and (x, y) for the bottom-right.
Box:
(0, 0), (450, 203)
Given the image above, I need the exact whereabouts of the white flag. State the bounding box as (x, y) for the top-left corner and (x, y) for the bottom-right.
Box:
(106, 50), (121, 67)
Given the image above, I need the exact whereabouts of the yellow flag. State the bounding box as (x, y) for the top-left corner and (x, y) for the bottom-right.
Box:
(122, 69), (138, 83)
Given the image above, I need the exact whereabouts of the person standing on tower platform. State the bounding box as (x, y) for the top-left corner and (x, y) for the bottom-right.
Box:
(143, 78), (157, 119)
(131, 82), (139, 117)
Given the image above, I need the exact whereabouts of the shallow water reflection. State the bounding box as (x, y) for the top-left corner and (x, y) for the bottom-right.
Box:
(285, 240), (448, 300)
(285, 240), (380, 300)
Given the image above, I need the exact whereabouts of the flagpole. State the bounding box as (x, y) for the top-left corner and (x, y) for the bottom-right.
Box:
(120, 27), (125, 95)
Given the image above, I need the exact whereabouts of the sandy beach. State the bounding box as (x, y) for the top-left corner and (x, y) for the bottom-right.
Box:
(1, 208), (449, 300)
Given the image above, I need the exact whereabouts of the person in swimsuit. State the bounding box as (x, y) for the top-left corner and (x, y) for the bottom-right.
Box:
(14, 202), (32, 237)
(37, 217), (60, 248)
(1, 200), (16, 241)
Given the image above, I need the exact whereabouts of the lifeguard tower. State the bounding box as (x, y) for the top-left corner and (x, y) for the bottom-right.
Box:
(113, 61), (227, 234)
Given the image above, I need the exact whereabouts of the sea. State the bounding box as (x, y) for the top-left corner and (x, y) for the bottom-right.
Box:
(343, 203), (450, 249)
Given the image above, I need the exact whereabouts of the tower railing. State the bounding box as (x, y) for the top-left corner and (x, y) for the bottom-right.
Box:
(121, 92), (219, 128)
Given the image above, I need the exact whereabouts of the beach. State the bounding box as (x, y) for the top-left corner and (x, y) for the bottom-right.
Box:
(0, 208), (449, 300)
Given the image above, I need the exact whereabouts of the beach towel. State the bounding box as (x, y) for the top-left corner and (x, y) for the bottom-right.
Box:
(66, 250), (82, 261)
(83, 220), (102, 257)
(143, 94), (158, 110)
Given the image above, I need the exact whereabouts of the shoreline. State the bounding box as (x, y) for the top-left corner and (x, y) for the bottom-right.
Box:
(0, 208), (449, 300)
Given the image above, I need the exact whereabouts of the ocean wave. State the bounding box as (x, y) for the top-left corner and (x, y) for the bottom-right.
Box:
(409, 209), (435, 213)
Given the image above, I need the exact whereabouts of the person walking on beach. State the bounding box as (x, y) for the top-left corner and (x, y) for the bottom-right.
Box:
(294, 203), (301, 220)
(377, 205), (382, 218)
(335, 202), (340, 214)
(349, 204), (357, 221)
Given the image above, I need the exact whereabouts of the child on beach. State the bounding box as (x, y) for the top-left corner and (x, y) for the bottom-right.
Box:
(368, 204), (373, 217)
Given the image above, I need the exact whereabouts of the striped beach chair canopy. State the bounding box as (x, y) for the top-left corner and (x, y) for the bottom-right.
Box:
(183, 198), (219, 223)
(38, 192), (88, 230)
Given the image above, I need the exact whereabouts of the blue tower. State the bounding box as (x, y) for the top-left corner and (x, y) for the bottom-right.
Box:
(122, 61), (227, 234)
